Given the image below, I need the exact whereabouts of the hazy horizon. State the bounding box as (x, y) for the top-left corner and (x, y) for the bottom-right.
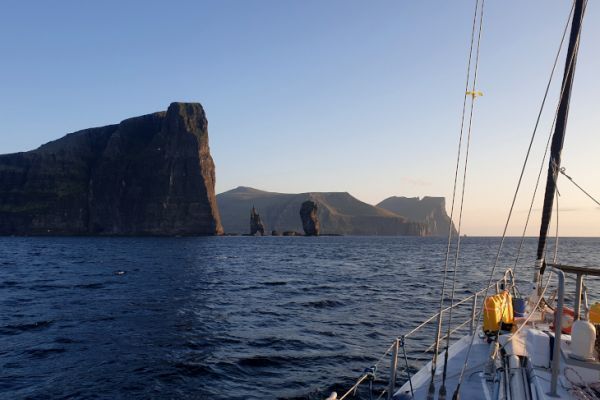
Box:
(1, 1), (599, 236)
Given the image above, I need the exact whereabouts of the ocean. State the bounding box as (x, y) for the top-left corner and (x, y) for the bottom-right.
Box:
(1, 236), (599, 399)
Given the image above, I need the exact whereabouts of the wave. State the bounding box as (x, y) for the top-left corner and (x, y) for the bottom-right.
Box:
(0, 320), (54, 335)
(302, 299), (345, 309)
(25, 347), (66, 359)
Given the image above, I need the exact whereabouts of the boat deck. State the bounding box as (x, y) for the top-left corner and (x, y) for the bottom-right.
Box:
(395, 320), (599, 399)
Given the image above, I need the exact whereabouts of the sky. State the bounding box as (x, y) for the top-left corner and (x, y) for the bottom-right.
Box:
(0, 1), (598, 236)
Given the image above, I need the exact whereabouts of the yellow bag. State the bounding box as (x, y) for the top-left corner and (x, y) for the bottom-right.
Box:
(589, 302), (600, 324)
(483, 291), (514, 333)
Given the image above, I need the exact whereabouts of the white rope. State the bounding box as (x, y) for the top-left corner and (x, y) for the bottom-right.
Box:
(374, 341), (397, 368)
(336, 341), (395, 400)
(454, 2), (589, 394)
(403, 279), (501, 341)
(338, 374), (369, 400)
(425, 315), (480, 354)
(564, 367), (600, 400)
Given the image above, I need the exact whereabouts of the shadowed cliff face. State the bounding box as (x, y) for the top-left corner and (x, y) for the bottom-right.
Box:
(376, 196), (456, 237)
(0, 102), (223, 235)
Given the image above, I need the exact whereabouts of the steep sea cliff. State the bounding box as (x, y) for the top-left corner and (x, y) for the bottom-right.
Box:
(0, 103), (222, 235)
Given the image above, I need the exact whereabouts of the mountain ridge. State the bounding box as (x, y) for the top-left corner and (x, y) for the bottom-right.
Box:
(217, 186), (448, 236)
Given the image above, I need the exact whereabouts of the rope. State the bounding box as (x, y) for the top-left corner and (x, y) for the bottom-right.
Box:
(402, 279), (500, 341)
(537, 0), (588, 270)
(336, 342), (394, 400)
(515, 24), (583, 272)
(429, 0), (482, 393)
(499, 272), (553, 351)
(453, 3), (589, 396)
(472, 171), (558, 393)
(564, 367), (600, 400)
(376, 389), (387, 400)
(492, 159), (561, 378)
(338, 374), (370, 400)
(374, 341), (397, 369)
(333, 277), (508, 400)
(425, 314), (481, 354)
(559, 167), (600, 207)
(512, 1), (575, 272)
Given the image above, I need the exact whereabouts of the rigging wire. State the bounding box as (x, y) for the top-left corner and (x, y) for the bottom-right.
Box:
(487, 1), (579, 301)
(453, 2), (588, 397)
(512, 2), (575, 272)
(559, 167), (600, 208)
(439, 0), (486, 395)
(537, 0), (588, 271)
(427, 0), (481, 397)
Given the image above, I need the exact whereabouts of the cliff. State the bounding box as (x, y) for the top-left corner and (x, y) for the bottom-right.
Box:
(0, 102), (223, 235)
(217, 187), (426, 236)
(376, 196), (456, 237)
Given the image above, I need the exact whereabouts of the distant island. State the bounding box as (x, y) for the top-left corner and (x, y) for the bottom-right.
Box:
(0, 102), (455, 237)
(217, 187), (456, 236)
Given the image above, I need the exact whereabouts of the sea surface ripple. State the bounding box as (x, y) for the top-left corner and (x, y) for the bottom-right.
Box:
(1, 236), (600, 399)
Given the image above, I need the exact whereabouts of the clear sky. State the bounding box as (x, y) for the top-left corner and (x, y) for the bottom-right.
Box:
(1, 1), (598, 236)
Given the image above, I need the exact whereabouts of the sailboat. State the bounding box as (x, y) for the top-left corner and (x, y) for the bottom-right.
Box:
(328, 0), (599, 399)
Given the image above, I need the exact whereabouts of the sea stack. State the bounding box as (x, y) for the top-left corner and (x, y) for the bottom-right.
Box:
(300, 200), (320, 236)
(250, 206), (265, 236)
(0, 102), (223, 235)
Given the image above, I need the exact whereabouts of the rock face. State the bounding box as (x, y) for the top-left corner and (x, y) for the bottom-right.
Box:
(299, 201), (320, 236)
(217, 186), (427, 236)
(377, 196), (456, 237)
(250, 206), (265, 236)
(0, 102), (223, 235)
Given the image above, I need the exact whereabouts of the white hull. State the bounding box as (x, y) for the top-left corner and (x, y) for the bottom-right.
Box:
(396, 322), (600, 399)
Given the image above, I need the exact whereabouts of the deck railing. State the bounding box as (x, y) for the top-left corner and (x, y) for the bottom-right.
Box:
(545, 263), (600, 397)
(335, 273), (513, 400)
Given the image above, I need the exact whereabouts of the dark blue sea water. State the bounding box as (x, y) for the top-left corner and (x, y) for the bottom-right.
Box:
(1, 236), (600, 399)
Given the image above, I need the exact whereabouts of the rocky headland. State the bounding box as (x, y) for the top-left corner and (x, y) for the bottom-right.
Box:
(217, 187), (430, 236)
(0, 102), (223, 235)
(377, 196), (457, 237)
